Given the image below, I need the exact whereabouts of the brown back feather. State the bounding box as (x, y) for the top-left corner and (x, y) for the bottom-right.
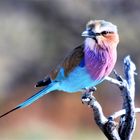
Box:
(50, 44), (84, 80)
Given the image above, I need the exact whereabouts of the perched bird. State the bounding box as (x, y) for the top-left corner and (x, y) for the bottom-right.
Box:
(0, 20), (119, 118)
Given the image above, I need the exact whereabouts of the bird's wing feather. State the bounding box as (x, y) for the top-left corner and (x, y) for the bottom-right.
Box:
(61, 44), (84, 76)
(35, 77), (51, 87)
(36, 44), (84, 87)
(50, 44), (84, 80)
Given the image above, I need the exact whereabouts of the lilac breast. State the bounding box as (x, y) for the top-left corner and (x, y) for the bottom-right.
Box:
(84, 39), (117, 80)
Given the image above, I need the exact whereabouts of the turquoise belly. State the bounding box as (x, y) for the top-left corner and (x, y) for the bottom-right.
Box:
(58, 67), (102, 92)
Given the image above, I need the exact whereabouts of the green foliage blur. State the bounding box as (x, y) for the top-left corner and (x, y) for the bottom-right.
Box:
(0, 0), (140, 139)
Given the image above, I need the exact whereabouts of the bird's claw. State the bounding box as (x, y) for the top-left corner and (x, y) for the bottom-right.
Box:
(81, 87), (96, 107)
(81, 94), (91, 104)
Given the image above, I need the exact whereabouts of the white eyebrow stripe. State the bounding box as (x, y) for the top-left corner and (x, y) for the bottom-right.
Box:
(101, 21), (118, 33)
(94, 25), (117, 33)
(100, 26), (117, 33)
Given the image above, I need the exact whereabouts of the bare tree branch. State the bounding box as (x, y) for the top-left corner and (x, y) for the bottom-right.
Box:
(118, 56), (136, 140)
(109, 108), (140, 120)
(82, 91), (120, 140)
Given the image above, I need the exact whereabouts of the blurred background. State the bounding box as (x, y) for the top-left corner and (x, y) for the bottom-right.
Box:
(0, 0), (140, 139)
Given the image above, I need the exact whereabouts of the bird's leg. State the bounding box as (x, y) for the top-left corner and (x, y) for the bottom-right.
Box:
(81, 87), (97, 106)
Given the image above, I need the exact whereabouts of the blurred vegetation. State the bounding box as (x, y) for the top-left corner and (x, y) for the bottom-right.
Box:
(0, 0), (140, 139)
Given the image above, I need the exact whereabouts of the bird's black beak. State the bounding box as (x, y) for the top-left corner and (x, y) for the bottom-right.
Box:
(81, 29), (98, 43)
(81, 29), (96, 38)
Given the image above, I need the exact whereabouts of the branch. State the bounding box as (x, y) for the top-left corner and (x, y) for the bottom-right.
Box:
(109, 108), (140, 120)
(82, 91), (120, 140)
(118, 56), (136, 140)
(82, 56), (139, 140)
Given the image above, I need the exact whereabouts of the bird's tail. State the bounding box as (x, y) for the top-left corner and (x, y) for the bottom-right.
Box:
(0, 82), (59, 118)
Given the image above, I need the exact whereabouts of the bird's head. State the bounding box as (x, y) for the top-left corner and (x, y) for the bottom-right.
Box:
(82, 20), (119, 48)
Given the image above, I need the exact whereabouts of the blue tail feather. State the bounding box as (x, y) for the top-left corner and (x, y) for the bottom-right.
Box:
(0, 82), (58, 118)
(18, 83), (58, 108)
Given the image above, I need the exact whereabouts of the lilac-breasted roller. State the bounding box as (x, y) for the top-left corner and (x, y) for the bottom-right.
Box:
(0, 20), (119, 118)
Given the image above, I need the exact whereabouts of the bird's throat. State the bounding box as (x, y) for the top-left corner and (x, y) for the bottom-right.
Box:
(84, 38), (117, 80)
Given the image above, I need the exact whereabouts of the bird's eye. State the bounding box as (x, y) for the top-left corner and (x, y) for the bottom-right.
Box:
(101, 31), (109, 36)
(101, 31), (113, 36)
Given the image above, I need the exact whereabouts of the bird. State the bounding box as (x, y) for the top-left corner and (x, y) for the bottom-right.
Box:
(0, 20), (119, 118)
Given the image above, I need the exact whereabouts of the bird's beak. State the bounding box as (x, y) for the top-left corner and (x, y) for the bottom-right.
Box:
(81, 29), (96, 38)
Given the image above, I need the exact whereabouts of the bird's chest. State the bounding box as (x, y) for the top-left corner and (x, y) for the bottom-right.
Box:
(84, 46), (116, 80)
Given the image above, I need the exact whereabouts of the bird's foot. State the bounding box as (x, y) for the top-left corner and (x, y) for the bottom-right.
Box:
(81, 87), (96, 107)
